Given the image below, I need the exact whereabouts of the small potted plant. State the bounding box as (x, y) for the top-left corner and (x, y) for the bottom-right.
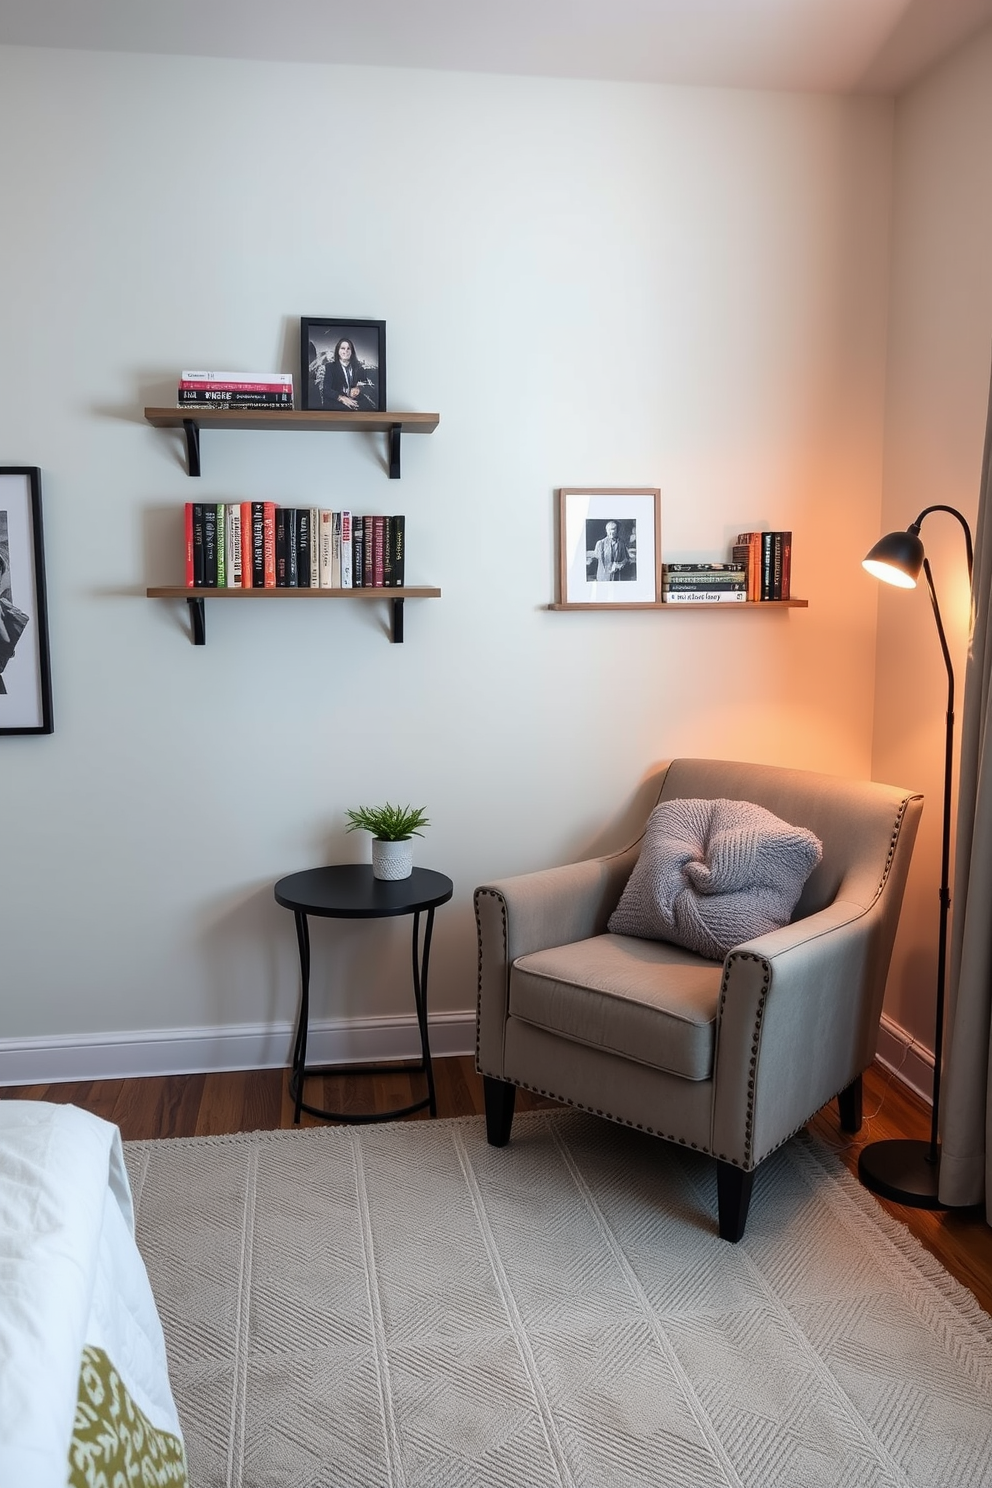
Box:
(345, 802), (430, 881)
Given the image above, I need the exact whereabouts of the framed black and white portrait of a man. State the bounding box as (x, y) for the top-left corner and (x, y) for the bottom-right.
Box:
(556, 487), (661, 607)
(301, 318), (386, 413)
(0, 467), (53, 735)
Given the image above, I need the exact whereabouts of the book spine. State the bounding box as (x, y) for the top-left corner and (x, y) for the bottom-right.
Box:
(736, 532), (763, 603)
(662, 572), (747, 587)
(663, 563), (745, 573)
(177, 389), (293, 405)
(352, 519), (365, 588)
(185, 503), (195, 587)
(662, 578), (747, 592)
(372, 515), (386, 587)
(319, 510), (333, 587)
(275, 506), (289, 587)
(251, 503), (265, 588)
(761, 532), (775, 601)
(286, 508), (299, 587)
(383, 513), (394, 587)
(215, 503), (226, 588)
(390, 515), (405, 588)
(330, 512), (341, 588)
(339, 511), (353, 588)
(263, 502), (276, 588)
(180, 371), (294, 387)
(771, 532), (783, 600)
(225, 503), (242, 587)
(363, 516), (374, 588)
(202, 504), (218, 588)
(778, 531), (792, 600)
(240, 501), (253, 589)
(309, 507), (320, 587)
(662, 589), (748, 603)
(296, 507), (310, 589)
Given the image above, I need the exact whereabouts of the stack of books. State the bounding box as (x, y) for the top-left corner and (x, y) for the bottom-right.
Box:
(184, 504), (404, 589)
(661, 563), (747, 603)
(732, 532), (792, 601)
(176, 371), (294, 410)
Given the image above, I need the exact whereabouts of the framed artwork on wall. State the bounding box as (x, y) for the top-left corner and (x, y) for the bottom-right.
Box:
(301, 317), (387, 413)
(0, 466), (53, 735)
(556, 487), (662, 607)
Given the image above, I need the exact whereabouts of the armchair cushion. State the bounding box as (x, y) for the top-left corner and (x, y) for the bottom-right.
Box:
(510, 933), (721, 1080)
(607, 797), (822, 959)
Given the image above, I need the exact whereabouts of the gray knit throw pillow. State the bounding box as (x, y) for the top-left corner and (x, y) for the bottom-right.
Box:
(608, 797), (823, 960)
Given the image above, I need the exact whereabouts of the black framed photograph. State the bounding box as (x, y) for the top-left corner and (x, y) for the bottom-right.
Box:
(556, 487), (662, 606)
(0, 467), (53, 734)
(301, 318), (386, 413)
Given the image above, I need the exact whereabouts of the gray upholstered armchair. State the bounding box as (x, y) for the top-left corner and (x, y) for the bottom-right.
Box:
(475, 758), (922, 1241)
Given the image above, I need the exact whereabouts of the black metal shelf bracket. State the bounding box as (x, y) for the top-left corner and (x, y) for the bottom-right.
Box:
(182, 419), (201, 477)
(389, 423), (402, 479)
(392, 597), (405, 643)
(187, 596), (206, 645)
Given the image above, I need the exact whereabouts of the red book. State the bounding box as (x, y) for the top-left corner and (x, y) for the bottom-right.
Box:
(372, 515), (387, 587)
(184, 503), (194, 587)
(263, 502), (277, 588)
(240, 501), (253, 588)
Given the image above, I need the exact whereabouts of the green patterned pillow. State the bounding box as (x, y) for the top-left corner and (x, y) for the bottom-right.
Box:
(69, 1345), (188, 1488)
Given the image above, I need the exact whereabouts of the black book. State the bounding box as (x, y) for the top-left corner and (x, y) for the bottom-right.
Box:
(296, 508), (311, 589)
(202, 504), (218, 587)
(285, 507), (299, 587)
(191, 503), (206, 587)
(251, 502), (265, 589)
(390, 515), (405, 588)
(352, 521), (364, 587)
(275, 507), (289, 587)
(760, 532), (775, 601)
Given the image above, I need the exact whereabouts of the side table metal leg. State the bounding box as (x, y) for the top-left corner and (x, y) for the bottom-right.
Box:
(292, 910), (311, 1125)
(411, 907), (438, 1117)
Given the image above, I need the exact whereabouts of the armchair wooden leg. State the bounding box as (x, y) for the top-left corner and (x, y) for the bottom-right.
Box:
(837, 1074), (863, 1133)
(483, 1076), (516, 1147)
(716, 1160), (755, 1243)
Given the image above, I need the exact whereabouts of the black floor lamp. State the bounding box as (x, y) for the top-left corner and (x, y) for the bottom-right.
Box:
(859, 503), (974, 1208)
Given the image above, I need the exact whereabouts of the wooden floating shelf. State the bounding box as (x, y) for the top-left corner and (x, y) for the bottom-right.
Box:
(147, 586), (441, 646)
(548, 599), (808, 611)
(143, 407), (440, 478)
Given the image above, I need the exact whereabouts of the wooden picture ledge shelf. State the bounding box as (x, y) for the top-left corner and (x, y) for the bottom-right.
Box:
(548, 599), (808, 611)
(147, 586), (442, 645)
(143, 407), (440, 478)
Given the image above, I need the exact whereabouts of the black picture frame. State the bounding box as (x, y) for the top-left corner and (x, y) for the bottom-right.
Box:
(0, 466), (53, 735)
(300, 318), (387, 413)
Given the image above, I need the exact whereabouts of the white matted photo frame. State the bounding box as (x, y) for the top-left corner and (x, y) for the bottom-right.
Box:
(556, 487), (662, 607)
(0, 467), (53, 735)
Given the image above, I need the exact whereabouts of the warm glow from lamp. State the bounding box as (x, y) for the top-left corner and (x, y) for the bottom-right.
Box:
(862, 558), (917, 587)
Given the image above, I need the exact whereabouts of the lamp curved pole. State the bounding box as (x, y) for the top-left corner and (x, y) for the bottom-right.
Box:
(858, 502), (973, 1208)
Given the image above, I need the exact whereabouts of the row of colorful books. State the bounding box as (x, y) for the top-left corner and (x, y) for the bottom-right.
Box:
(176, 370), (294, 411)
(185, 503), (405, 589)
(661, 533), (792, 603)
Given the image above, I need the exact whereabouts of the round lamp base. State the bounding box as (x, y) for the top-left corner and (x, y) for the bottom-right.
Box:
(857, 1138), (945, 1209)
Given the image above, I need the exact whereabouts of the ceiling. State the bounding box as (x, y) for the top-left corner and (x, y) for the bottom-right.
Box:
(1, 0), (991, 95)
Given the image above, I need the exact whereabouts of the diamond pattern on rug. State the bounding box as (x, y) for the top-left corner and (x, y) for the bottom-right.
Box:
(125, 1111), (992, 1488)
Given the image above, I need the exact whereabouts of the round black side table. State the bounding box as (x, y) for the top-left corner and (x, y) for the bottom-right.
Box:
(274, 864), (454, 1125)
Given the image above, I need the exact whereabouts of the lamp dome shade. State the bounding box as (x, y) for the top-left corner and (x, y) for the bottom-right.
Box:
(862, 528), (924, 588)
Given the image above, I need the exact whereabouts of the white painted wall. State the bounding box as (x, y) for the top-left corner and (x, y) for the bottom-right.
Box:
(0, 46), (894, 1074)
(873, 25), (992, 1054)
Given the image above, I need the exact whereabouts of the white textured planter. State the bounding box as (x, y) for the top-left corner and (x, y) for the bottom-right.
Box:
(372, 837), (414, 881)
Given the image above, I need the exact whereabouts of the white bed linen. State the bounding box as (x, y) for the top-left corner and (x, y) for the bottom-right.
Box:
(0, 1100), (184, 1488)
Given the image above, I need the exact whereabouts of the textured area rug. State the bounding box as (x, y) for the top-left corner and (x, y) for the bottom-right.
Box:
(125, 1111), (992, 1488)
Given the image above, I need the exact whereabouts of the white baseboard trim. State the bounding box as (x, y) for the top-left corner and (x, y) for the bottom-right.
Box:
(875, 1013), (934, 1105)
(0, 1012), (478, 1086)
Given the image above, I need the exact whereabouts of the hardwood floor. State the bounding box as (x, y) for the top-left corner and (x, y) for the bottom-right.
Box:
(6, 1057), (992, 1315)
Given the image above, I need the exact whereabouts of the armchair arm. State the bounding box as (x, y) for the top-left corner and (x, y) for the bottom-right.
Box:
(711, 898), (885, 1168)
(474, 846), (639, 1076)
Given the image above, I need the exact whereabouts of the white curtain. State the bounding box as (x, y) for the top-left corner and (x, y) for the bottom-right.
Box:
(940, 359), (992, 1217)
